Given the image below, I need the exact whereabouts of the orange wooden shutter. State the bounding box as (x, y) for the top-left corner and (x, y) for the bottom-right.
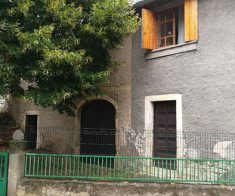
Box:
(142, 9), (158, 50)
(184, 0), (198, 42)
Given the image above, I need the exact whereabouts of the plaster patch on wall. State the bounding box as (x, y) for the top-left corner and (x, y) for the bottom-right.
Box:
(0, 96), (8, 112)
(213, 141), (233, 159)
(119, 127), (146, 156)
(0, 98), (5, 110)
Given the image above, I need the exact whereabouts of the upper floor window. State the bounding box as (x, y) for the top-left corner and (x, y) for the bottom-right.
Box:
(142, 0), (198, 50)
(158, 9), (177, 47)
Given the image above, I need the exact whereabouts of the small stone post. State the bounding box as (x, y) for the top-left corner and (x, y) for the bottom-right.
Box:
(8, 152), (25, 196)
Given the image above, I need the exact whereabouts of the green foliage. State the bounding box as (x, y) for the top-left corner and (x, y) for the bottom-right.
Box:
(0, 0), (139, 115)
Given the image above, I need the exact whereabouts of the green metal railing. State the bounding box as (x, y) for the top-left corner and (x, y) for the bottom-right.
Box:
(25, 153), (235, 184)
(0, 152), (9, 196)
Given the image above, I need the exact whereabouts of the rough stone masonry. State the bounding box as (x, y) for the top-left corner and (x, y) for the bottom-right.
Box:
(17, 179), (235, 196)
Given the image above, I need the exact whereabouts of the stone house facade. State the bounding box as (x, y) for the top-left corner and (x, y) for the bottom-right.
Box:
(9, 0), (235, 159)
(9, 36), (132, 153)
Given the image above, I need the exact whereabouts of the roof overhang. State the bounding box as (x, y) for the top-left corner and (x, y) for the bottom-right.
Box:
(134, 0), (171, 9)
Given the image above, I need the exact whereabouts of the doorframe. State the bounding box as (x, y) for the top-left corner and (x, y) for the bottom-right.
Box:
(145, 94), (183, 158)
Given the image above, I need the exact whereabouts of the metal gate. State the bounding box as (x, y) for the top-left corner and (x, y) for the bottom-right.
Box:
(0, 152), (8, 196)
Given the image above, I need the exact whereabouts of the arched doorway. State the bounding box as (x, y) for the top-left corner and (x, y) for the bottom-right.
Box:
(80, 100), (116, 156)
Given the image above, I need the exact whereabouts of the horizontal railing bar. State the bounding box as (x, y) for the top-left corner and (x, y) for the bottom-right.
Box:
(22, 174), (223, 182)
(23, 174), (233, 184)
(0, 152), (8, 155)
(25, 153), (235, 161)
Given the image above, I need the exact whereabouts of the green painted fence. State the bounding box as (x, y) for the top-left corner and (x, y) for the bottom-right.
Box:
(0, 152), (8, 196)
(25, 153), (235, 184)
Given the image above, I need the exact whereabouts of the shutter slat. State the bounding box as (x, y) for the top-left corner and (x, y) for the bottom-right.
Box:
(184, 0), (198, 42)
(142, 9), (158, 50)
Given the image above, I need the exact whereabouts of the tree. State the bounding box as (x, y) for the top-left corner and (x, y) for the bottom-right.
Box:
(0, 0), (139, 115)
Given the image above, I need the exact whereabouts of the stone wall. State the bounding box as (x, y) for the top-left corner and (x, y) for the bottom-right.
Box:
(17, 179), (235, 196)
(10, 37), (132, 153)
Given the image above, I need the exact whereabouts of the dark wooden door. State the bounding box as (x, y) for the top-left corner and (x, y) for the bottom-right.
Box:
(81, 100), (115, 129)
(25, 115), (38, 149)
(80, 100), (116, 156)
(154, 101), (176, 158)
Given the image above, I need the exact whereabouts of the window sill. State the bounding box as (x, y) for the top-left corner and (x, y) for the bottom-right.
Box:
(145, 41), (198, 60)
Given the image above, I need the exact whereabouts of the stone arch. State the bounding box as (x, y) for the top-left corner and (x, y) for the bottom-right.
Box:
(75, 96), (118, 130)
(73, 96), (119, 155)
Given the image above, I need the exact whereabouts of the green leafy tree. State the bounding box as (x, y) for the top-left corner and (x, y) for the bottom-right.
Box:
(0, 0), (138, 115)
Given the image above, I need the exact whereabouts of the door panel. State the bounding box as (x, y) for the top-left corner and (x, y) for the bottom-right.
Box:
(25, 115), (38, 150)
(80, 100), (116, 156)
(154, 101), (177, 160)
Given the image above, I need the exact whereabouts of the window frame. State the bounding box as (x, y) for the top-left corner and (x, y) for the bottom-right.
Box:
(157, 8), (178, 48)
(141, 0), (198, 50)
